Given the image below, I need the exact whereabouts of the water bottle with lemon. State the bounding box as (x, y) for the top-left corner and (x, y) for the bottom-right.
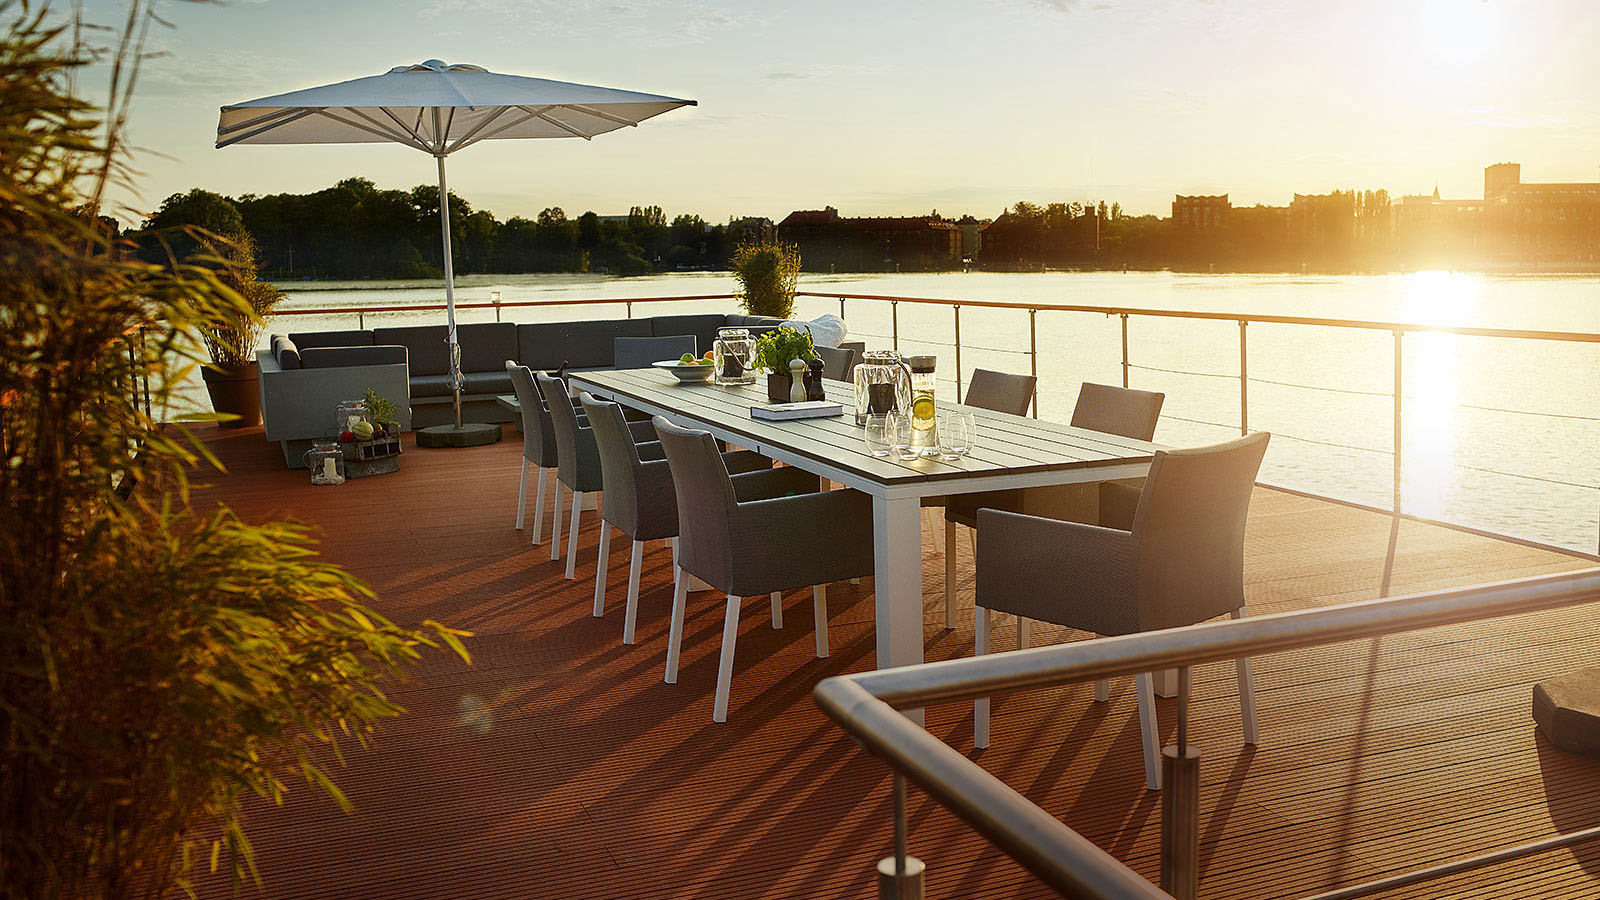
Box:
(905, 355), (940, 457)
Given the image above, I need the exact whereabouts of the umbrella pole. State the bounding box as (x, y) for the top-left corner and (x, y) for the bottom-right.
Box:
(437, 153), (463, 429)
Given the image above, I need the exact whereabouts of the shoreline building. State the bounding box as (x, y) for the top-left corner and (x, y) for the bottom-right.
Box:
(1172, 194), (1230, 234)
(1482, 163), (1600, 263)
(776, 207), (961, 271)
(1391, 185), (1481, 264)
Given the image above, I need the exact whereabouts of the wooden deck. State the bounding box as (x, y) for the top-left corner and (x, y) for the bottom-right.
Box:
(189, 425), (1600, 899)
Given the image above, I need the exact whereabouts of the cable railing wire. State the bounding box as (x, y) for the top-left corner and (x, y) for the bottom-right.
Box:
(1128, 363), (1238, 380)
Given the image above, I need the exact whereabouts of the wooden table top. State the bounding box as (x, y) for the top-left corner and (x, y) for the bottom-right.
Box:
(568, 368), (1159, 490)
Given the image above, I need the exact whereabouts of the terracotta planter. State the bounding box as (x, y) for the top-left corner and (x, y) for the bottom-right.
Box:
(766, 373), (792, 404)
(202, 361), (261, 428)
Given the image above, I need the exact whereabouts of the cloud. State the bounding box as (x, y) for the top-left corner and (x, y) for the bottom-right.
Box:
(765, 71), (807, 80)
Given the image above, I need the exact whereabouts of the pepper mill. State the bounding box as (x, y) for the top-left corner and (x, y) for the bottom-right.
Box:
(806, 356), (827, 402)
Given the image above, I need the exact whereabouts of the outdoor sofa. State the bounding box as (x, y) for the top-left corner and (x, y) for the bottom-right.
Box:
(259, 313), (789, 467)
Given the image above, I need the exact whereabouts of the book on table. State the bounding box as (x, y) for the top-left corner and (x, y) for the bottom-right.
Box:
(750, 400), (845, 421)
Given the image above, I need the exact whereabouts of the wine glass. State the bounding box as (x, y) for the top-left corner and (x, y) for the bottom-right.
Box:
(864, 414), (892, 457)
(936, 414), (967, 461)
(955, 411), (977, 457)
(889, 412), (920, 461)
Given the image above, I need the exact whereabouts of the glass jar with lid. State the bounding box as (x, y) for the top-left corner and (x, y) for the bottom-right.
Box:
(334, 399), (369, 435)
(305, 440), (346, 486)
(851, 350), (912, 425)
(713, 327), (756, 385)
(904, 355), (939, 456)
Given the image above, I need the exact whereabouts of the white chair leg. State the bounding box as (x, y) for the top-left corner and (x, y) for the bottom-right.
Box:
(944, 519), (958, 629)
(664, 566), (689, 683)
(565, 491), (583, 579)
(974, 605), (992, 748)
(531, 467), (548, 545)
(1135, 672), (1162, 791)
(549, 481), (563, 561)
(1018, 617), (1031, 650)
(1093, 633), (1110, 701)
(622, 540), (644, 645)
(813, 584), (829, 658)
(1233, 607), (1260, 744)
(516, 458), (528, 530)
(770, 592), (784, 629)
(713, 594), (741, 723)
(592, 520), (611, 617)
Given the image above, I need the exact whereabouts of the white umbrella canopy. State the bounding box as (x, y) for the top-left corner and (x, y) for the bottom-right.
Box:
(216, 60), (696, 435)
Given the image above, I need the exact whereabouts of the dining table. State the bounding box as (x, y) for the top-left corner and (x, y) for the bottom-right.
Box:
(567, 367), (1160, 723)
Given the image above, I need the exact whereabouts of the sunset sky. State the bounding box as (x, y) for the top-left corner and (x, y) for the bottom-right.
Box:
(96, 0), (1600, 224)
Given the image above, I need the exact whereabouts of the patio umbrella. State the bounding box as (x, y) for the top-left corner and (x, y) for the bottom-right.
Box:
(216, 59), (696, 441)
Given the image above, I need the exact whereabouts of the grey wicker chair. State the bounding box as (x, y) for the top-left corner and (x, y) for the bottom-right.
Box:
(507, 362), (578, 545)
(941, 381), (1163, 627)
(813, 345), (857, 381)
(971, 431), (1270, 790)
(579, 391), (807, 644)
(653, 416), (875, 722)
(535, 371), (660, 577)
(614, 335), (696, 370)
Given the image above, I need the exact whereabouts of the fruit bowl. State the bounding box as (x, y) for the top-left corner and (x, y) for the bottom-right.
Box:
(652, 359), (715, 384)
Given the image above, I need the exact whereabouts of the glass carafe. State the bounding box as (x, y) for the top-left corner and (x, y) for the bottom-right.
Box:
(852, 350), (912, 425)
(905, 355), (939, 455)
(713, 327), (756, 385)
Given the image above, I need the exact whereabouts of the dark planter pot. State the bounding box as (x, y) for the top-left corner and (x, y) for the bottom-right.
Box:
(766, 373), (792, 404)
(202, 361), (261, 428)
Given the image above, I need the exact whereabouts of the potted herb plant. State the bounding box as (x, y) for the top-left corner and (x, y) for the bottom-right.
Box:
(197, 238), (284, 428)
(753, 326), (818, 402)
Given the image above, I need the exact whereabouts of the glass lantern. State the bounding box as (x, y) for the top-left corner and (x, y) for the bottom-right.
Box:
(305, 440), (346, 486)
(713, 327), (756, 385)
(334, 399), (369, 435)
(852, 350), (912, 425)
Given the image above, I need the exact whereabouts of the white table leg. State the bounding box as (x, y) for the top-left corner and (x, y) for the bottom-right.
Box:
(1153, 669), (1180, 698)
(873, 493), (925, 725)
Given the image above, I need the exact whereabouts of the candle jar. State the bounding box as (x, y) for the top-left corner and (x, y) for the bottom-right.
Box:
(306, 440), (346, 486)
(713, 327), (756, 385)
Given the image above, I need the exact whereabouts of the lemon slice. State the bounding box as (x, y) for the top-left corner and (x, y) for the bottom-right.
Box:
(912, 397), (936, 422)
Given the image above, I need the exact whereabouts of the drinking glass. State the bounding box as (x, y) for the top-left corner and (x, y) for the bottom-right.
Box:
(936, 414), (967, 461)
(889, 412), (920, 461)
(864, 414), (892, 457)
(955, 411), (977, 457)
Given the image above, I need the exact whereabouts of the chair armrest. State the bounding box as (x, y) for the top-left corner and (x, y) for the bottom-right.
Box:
(628, 419), (658, 443)
(637, 440), (666, 462)
(722, 449), (773, 476)
(1097, 481), (1142, 531)
(974, 509), (1138, 635)
(730, 487), (875, 591)
(729, 466), (817, 501)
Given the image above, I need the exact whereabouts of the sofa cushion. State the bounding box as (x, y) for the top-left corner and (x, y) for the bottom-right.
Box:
(517, 318), (652, 370)
(649, 314), (729, 352)
(271, 334), (301, 370)
(463, 371), (514, 395)
(288, 329), (375, 350)
(374, 325), (450, 376)
(410, 374), (457, 398)
(457, 322), (517, 374)
(299, 345), (408, 369)
(614, 335), (697, 369)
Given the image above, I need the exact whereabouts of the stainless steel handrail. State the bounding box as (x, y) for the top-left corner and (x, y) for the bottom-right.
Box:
(814, 567), (1600, 899)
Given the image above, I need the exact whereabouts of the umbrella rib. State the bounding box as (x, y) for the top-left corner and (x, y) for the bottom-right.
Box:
(341, 107), (434, 152)
(217, 106), (307, 136)
(564, 104), (641, 128)
(440, 107), (457, 153)
(528, 107), (591, 140)
(378, 107), (434, 150)
(216, 108), (319, 148)
(450, 105), (555, 152)
(312, 109), (432, 152)
(444, 106), (513, 155)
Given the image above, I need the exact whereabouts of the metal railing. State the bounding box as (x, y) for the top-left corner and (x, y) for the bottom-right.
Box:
(272, 287), (1600, 553)
(814, 567), (1600, 899)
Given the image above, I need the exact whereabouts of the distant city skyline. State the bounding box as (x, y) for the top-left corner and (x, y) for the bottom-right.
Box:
(81, 0), (1600, 224)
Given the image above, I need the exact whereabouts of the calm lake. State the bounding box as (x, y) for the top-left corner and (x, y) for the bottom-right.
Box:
(272, 271), (1600, 553)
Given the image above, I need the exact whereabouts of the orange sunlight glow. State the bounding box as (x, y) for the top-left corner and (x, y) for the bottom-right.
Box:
(1398, 271), (1477, 517)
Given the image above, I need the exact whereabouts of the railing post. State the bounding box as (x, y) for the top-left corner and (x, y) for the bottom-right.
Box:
(1393, 330), (1403, 516)
(626, 300), (633, 319)
(1120, 313), (1130, 388)
(1161, 666), (1200, 900)
(953, 304), (962, 401)
(1239, 320), (1249, 435)
(358, 310), (365, 330)
(1028, 308), (1039, 418)
(892, 300), (899, 354)
(840, 296), (846, 321)
(877, 773), (925, 900)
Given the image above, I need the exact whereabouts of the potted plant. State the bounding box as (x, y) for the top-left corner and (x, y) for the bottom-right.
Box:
(197, 237), (284, 427)
(730, 240), (801, 319)
(753, 326), (818, 402)
(363, 388), (403, 437)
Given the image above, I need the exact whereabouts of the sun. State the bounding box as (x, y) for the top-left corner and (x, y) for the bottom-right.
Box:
(1418, 0), (1501, 65)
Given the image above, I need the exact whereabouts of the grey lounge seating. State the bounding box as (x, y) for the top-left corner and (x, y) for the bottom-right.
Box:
(256, 343), (412, 468)
(941, 381), (1162, 627)
(535, 371), (660, 577)
(614, 335), (697, 370)
(578, 391), (795, 644)
(653, 416), (875, 723)
(971, 431), (1270, 790)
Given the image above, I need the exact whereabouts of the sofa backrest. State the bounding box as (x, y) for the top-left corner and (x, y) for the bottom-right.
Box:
(517, 318), (652, 371)
(649, 314), (731, 353)
(373, 325), (450, 376)
(456, 322), (517, 374)
(271, 334), (301, 370)
(300, 345), (409, 369)
(288, 329), (375, 350)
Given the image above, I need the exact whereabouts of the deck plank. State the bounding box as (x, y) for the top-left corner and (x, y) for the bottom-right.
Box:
(186, 424), (1600, 899)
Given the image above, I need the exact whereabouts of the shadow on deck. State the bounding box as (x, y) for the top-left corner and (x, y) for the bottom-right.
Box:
(189, 425), (1600, 900)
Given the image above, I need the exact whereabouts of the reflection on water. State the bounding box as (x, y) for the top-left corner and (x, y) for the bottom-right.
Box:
(1399, 272), (1475, 518)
